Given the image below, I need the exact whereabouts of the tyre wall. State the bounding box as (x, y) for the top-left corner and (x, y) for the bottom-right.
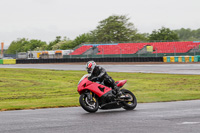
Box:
(0, 59), (16, 64)
(163, 56), (200, 62)
(16, 57), (163, 64)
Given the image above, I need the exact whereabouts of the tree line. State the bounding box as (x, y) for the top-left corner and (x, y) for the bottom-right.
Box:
(6, 15), (200, 54)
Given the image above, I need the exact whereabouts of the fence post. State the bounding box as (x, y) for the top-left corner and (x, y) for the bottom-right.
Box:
(156, 47), (157, 57)
(16, 50), (18, 59)
(120, 48), (122, 58)
(102, 48), (104, 58)
(174, 46), (176, 56)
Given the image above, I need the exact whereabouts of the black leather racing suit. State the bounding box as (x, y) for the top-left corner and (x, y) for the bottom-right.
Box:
(88, 66), (117, 89)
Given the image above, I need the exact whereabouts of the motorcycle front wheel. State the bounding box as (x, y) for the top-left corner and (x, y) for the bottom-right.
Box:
(79, 92), (99, 113)
(121, 89), (137, 110)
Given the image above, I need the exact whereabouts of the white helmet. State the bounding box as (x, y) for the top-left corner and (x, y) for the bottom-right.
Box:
(86, 61), (96, 74)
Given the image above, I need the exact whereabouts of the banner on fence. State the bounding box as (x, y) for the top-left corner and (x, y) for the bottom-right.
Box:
(146, 46), (153, 52)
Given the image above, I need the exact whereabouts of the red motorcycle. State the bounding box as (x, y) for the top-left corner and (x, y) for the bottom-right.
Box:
(77, 74), (137, 113)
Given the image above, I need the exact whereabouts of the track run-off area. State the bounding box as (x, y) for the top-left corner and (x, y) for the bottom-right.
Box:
(0, 63), (200, 133)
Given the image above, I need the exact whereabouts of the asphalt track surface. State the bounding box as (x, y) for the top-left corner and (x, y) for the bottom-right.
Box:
(0, 63), (200, 133)
(0, 63), (200, 75)
(1, 100), (200, 133)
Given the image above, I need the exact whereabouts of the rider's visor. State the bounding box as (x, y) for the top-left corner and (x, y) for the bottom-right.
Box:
(86, 67), (92, 73)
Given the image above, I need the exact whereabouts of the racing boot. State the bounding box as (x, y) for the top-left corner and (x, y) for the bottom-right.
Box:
(114, 86), (122, 98)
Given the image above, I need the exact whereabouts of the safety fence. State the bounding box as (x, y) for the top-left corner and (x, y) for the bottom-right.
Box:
(64, 52), (200, 58)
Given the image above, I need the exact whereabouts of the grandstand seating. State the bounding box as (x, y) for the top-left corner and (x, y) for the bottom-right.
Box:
(69, 41), (200, 55)
(150, 42), (200, 53)
(69, 45), (92, 55)
(97, 43), (146, 55)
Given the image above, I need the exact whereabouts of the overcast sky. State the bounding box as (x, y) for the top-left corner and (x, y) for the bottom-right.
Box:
(1, 0), (200, 48)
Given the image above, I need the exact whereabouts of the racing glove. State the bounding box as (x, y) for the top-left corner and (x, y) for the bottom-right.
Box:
(91, 77), (99, 82)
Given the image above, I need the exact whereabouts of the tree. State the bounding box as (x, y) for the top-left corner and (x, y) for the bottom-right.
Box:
(174, 28), (200, 41)
(6, 38), (47, 54)
(52, 39), (74, 50)
(46, 36), (62, 50)
(24, 39), (47, 51)
(131, 33), (149, 42)
(6, 38), (28, 54)
(149, 27), (179, 41)
(92, 15), (138, 42)
(72, 33), (94, 48)
(34, 45), (47, 51)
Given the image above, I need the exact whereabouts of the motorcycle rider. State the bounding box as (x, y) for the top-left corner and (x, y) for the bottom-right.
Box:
(86, 61), (121, 96)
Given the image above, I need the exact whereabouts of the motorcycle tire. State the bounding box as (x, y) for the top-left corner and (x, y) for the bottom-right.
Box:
(121, 89), (137, 110)
(79, 93), (99, 113)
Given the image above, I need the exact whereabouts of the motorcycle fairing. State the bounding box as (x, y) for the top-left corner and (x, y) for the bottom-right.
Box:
(78, 78), (93, 94)
(78, 77), (112, 97)
(86, 83), (112, 97)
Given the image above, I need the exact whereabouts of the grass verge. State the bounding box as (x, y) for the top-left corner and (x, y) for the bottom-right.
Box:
(0, 68), (200, 111)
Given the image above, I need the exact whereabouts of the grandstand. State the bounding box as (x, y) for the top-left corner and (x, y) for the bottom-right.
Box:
(70, 45), (93, 55)
(69, 41), (200, 56)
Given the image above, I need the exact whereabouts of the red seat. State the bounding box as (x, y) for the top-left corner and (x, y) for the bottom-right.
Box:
(70, 45), (92, 55)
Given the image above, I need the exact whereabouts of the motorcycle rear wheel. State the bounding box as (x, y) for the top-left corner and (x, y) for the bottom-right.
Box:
(79, 92), (99, 113)
(121, 89), (137, 110)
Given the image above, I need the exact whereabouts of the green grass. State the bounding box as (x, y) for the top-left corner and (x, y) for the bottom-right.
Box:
(0, 68), (200, 111)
